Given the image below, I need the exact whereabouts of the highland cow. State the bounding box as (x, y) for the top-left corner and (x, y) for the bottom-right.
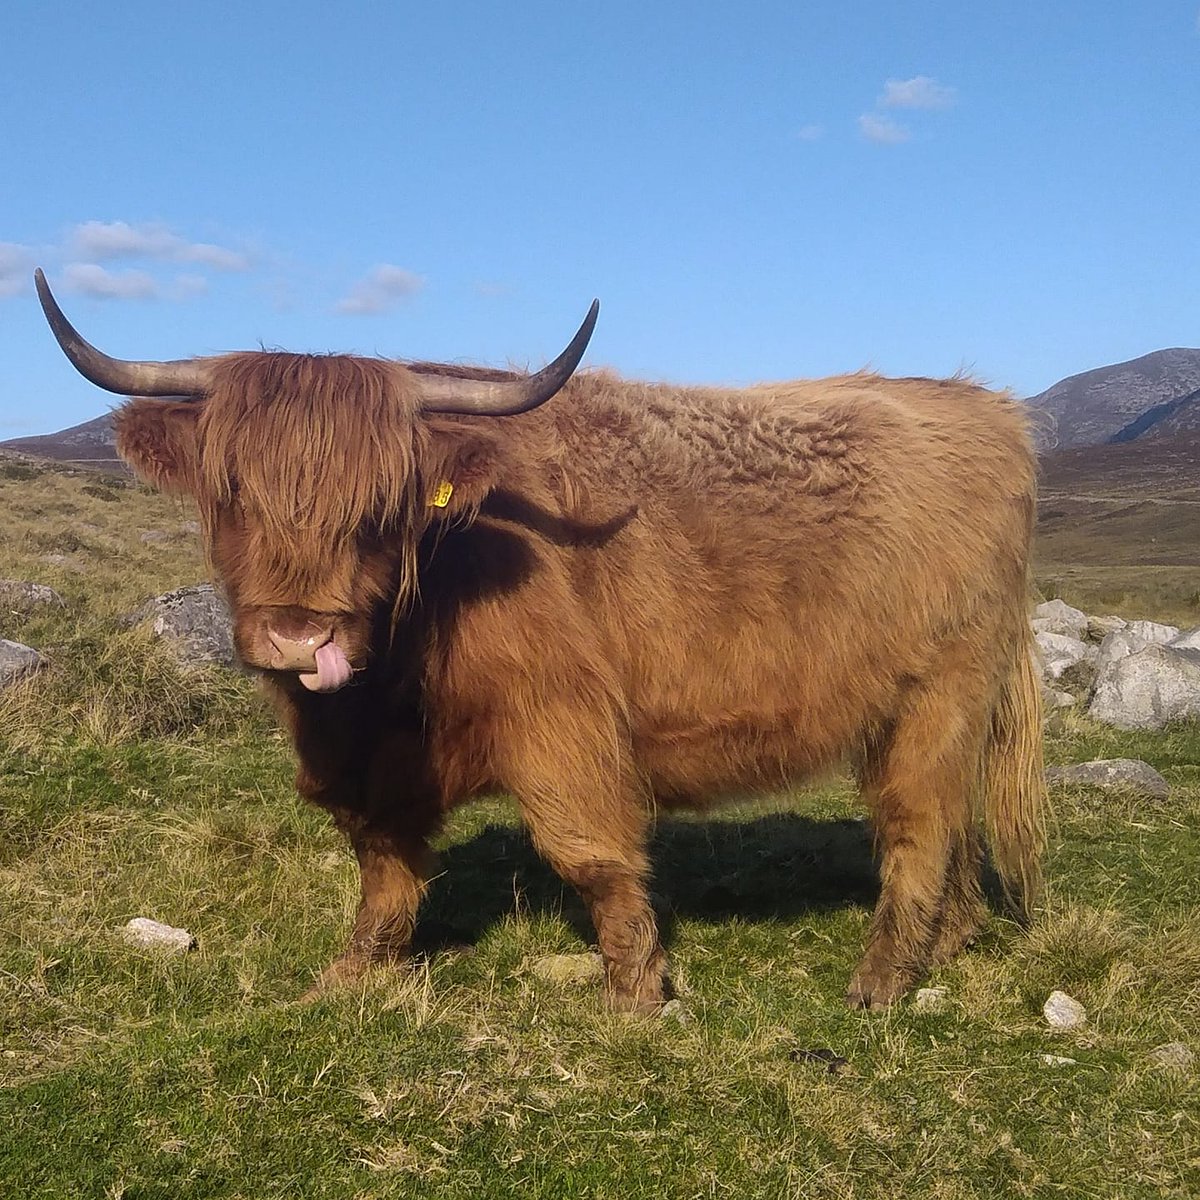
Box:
(36, 268), (1044, 1012)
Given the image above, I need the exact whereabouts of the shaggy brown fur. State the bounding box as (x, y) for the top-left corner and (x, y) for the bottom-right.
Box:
(115, 355), (1045, 1012)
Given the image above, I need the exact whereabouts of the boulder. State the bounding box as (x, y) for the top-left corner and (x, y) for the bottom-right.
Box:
(0, 580), (65, 616)
(127, 585), (236, 668)
(1045, 758), (1169, 800)
(1035, 633), (1098, 694)
(1126, 620), (1180, 645)
(1086, 614), (1127, 642)
(1167, 627), (1200, 651)
(1088, 644), (1200, 729)
(1094, 628), (1151, 674)
(1031, 599), (1089, 640)
(0, 640), (42, 688)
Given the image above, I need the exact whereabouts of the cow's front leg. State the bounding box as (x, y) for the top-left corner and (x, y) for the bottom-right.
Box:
(304, 822), (436, 997)
(502, 700), (667, 1014)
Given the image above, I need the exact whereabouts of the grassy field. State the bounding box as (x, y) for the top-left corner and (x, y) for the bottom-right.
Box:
(1, 455), (1198, 1199)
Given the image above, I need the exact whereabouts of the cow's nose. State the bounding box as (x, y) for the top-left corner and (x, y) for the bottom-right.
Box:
(267, 627), (332, 672)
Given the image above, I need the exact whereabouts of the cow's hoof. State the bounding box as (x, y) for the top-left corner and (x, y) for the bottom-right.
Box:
(845, 961), (913, 1011)
(298, 952), (371, 1002)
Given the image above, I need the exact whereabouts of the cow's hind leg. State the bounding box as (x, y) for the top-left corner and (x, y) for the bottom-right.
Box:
(505, 706), (666, 1014)
(849, 647), (992, 1009)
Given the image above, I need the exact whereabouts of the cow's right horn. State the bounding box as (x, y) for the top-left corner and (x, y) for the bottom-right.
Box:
(34, 269), (211, 398)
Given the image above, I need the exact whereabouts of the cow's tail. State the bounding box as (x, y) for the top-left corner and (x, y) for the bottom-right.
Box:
(982, 628), (1046, 922)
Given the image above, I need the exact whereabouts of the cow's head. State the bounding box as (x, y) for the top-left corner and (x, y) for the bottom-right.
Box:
(35, 269), (597, 693)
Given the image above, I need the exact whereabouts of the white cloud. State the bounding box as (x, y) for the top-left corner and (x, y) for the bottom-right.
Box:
(336, 264), (426, 314)
(859, 113), (911, 145)
(795, 123), (824, 142)
(62, 262), (159, 300)
(880, 75), (957, 110)
(0, 242), (34, 298)
(69, 221), (249, 270)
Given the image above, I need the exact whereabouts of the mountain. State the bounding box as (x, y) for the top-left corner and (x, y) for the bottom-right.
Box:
(1026, 348), (1200, 450)
(9, 345), (1200, 465)
(0, 412), (124, 470)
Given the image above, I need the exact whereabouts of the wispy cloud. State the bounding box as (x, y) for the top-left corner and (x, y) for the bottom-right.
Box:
(70, 221), (249, 271)
(858, 113), (911, 145)
(879, 75), (957, 111)
(0, 242), (34, 298)
(795, 123), (824, 142)
(336, 264), (425, 314)
(62, 262), (159, 300)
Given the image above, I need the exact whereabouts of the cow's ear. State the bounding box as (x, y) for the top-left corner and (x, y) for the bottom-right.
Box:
(422, 426), (503, 518)
(113, 399), (202, 494)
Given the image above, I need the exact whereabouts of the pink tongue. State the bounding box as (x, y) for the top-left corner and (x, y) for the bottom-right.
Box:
(299, 642), (353, 693)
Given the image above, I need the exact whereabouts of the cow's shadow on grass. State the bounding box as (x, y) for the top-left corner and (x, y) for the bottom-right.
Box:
(413, 814), (881, 956)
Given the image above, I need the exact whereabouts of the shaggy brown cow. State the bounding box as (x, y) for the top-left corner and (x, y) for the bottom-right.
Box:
(36, 268), (1044, 1012)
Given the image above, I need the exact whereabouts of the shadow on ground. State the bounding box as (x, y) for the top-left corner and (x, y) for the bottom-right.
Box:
(413, 813), (879, 955)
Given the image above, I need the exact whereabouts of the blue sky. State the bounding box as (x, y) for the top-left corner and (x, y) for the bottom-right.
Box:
(2, 2), (1198, 438)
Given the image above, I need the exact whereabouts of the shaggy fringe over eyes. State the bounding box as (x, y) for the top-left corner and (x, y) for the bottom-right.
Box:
(198, 353), (426, 601)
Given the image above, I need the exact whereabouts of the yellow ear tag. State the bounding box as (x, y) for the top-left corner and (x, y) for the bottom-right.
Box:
(429, 480), (454, 508)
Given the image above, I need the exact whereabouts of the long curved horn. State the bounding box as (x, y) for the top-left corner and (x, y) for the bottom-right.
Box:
(415, 299), (599, 416)
(34, 268), (210, 398)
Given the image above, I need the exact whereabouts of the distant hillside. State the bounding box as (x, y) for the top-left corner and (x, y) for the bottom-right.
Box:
(1026, 347), (1200, 450)
(0, 412), (124, 471)
(1035, 430), (1200, 623)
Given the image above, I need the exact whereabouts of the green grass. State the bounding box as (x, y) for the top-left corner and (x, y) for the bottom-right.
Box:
(0, 455), (1197, 1198)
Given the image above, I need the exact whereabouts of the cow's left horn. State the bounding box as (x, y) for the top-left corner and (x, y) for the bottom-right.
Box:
(34, 269), (211, 398)
(415, 299), (599, 416)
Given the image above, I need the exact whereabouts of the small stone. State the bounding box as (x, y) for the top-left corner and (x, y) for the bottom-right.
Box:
(912, 986), (949, 1013)
(530, 952), (604, 986)
(0, 640), (43, 688)
(1149, 1041), (1194, 1073)
(122, 917), (196, 954)
(1045, 759), (1169, 801)
(660, 998), (688, 1023)
(1043, 989), (1087, 1029)
(1040, 1054), (1077, 1066)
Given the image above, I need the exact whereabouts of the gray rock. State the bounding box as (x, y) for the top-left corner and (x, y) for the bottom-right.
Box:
(1094, 628), (1151, 673)
(1088, 644), (1200, 729)
(1042, 687), (1077, 710)
(1040, 1054), (1078, 1067)
(1035, 633), (1098, 687)
(1043, 990), (1087, 1029)
(0, 580), (65, 615)
(1149, 1041), (1195, 1073)
(1126, 620), (1180, 645)
(1045, 758), (1169, 800)
(530, 952), (605, 986)
(1031, 600), (1089, 640)
(1086, 614), (1127, 642)
(912, 986), (949, 1013)
(0, 640), (42, 688)
(128, 585), (236, 668)
(122, 917), (196, 954)
(1167, 627), (1200, 651)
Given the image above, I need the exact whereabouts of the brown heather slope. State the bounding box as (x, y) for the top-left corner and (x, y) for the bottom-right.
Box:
(1035, 431), (1200, 622)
